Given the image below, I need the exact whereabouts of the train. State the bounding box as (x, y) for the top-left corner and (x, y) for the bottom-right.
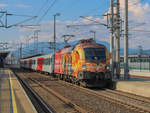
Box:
(20, 39), (112, 88)
(120, 55), (150, 71)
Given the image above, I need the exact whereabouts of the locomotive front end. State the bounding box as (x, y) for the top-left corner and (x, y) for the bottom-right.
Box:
(77, 43), (112, 87)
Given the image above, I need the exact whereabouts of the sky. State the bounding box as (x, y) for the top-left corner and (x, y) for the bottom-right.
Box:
(0, 0), (150, 50)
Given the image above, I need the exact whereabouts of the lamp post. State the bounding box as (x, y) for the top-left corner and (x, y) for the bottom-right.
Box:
(19, 42), (22, 59)
(53, 13), (60, 74)
(90, 30), (96, 41)
(34, 30), (40, 54)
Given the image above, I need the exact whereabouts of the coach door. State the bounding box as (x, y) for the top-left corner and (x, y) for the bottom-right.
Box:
(29, 59), (32, 69)
(37, 57), (44, 71)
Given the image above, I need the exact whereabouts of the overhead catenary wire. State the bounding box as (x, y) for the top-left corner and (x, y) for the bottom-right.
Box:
(36, 0), (58, 24)
(75, 0), (110, 19)
(7, 14), (36, 17)
(79, 16), (107, 26)
(67, 23), (107, 27)
(35, 0), (50, 16)
(7, 16), (37, 28)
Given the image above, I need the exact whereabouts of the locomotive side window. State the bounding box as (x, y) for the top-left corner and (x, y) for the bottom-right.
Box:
(84, 48), (106, 62)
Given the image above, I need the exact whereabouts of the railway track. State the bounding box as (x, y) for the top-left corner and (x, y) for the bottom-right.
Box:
(14, 69), (150, 113)
(29, 77), (87, 113)
(105, 89), (150, 104)
(13, 71), (55, 113)
(14, 70), (87, 113)
(56, 79), (150, 113)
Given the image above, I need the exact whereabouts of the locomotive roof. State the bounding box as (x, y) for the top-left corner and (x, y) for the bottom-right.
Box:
(56, 41), (106, 54)
(56, 46), (74, 54)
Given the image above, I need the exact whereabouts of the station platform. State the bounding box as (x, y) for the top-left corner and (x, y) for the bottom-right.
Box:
(0, 68), (37, 113)
(114, 76), (150, 97)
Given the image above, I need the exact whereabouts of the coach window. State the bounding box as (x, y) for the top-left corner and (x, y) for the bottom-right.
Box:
(132, 58), (135, 62)
(48, 58), (50, 65)
(44, 58), (49, 65)
(142, 58), (144, 62)
(120, 58), (124, 62)
(134, 58), (136, 62)
(145, 58), (147, 62)
(32, 60), (35, 64)
(43, 59), (45, 65)
(44, 58), (47, 65)
(130, 58), (132, 62)
(135, 58), (137, 62)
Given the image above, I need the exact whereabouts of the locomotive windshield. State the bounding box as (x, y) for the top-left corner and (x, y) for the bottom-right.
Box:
(84, 48), (106, 62)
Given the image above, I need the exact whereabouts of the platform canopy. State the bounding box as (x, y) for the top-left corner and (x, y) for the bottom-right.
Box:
(0, 52), (10, 67)
(0, 52), (10, 59)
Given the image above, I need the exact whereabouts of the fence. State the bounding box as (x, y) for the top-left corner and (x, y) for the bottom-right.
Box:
(120, 57), (150, 72)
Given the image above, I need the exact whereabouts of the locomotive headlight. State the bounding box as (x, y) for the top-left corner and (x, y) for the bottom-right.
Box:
(82, 64), (86, 70)
(106, 64), (110, 70)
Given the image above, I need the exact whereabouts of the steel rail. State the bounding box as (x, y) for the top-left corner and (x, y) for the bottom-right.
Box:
(13, 71), (55, 113)
(105, 89), (150, 104)
(57, 80), (150, 113)
(28, 77), (87, 113)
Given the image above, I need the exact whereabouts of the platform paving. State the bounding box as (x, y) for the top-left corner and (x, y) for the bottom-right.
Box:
(0, 68), (37, 113)
(113, 76), (150, 97)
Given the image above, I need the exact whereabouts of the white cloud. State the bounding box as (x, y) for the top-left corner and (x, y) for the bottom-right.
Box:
(19, 35), (26, 43)
(0, 4), (8, 8)
(119, 0), (150, 49)
(18, 18), (108, 45)
(17, 0), (150, 50)
(82, 16), (93, 22)
(16, 4), (30, 8)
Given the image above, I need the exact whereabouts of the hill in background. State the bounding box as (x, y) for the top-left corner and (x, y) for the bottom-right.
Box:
(12, 40), (150, 58)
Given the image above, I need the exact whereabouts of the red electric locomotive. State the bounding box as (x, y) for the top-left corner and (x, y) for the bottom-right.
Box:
(54, 39), (112, 87)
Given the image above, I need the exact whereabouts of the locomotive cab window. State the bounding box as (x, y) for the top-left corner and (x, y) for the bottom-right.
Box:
(84, 48), (106, 62)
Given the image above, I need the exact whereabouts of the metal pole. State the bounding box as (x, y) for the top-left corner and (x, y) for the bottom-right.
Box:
(94, 31), (96, 41)
(34, 30), (40, 54)
(54, 15), (56, 56)
(20, 43), (22, 59)
(149, 58), (150, 72)
(110, 0), (114, 77)
(34, 33), (36, 55)
(90, 30), (96, 42)
(53, 15), (56, 74)
(53, 13), (60, 74)
(37, 32), (39, 54)
(5, 11), (7, 28)
(124, 0), (129, 79)
(116, 0), (120, 79)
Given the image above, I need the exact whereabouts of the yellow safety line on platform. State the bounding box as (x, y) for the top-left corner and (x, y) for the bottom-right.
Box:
(8, 70), (18, 113)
